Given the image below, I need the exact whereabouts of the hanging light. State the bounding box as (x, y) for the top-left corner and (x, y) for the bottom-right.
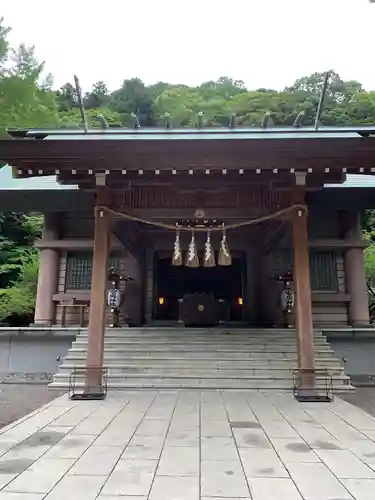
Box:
(203, 229), (216, 267)
(172, 228), (183, 266)
(185, 230), (200, 268)
(218, 226), (232, 266)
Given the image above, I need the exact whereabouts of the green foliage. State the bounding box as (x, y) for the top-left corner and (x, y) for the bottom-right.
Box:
(365, 245), (375, 285)
(0, 17), (10, 69)
(0, 19), (58, 134)
(362, 218), (375, 323)
(56, 82), (78, 112)
(109, 78), (154, 125)
(84, 81), (110, 109)
(0, 212), (42, 287)
(0, 250), (39, 325)
(59, 107), (123, 129)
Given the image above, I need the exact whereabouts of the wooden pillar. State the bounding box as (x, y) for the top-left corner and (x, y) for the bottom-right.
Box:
(291, 199), (315, 389)
(85, 191), (111, 388)
(33, 213), (59, 326)
(342, 211), (370, 326)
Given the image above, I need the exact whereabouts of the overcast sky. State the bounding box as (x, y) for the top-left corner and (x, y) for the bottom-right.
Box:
(1, 0), (374, 93)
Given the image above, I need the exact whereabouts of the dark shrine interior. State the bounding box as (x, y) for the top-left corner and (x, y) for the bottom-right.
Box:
(154, 253), (245, 322)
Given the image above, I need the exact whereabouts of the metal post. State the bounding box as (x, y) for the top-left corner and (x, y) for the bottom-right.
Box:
(314, 72), (330, 130)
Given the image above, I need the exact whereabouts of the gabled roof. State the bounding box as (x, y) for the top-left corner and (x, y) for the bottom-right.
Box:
(7, 125), (375, 140)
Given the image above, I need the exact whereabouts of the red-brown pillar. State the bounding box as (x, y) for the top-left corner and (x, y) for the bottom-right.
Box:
(343, 211), (370, 327)
(85, 191), (111, 388)
(292, 202), (315, 389)
(34, 213), (59, 326)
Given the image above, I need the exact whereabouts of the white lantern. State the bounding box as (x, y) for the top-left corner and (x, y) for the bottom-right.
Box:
(107, 289), (121, 308)
(281, 289), (295, 312)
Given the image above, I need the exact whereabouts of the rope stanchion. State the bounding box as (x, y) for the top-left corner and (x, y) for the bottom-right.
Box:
(96, 204), (308, 232)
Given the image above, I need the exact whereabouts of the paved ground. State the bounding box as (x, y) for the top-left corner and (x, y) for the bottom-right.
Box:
(341, 387), (375, 417)
(0, 385), (65, 430)
(2, 384), (375, 432)
(0, 391), (375, 499)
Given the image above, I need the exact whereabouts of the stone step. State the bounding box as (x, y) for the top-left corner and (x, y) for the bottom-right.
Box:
(72, 341), (330, 351)
(50, 375), (354, 391)
(51, 328), (351, 391)
(57, 366), (346, 377)
(78, 328), (318, 333)
(76, 331), (327, 338)
(74, 337), (328, 346)
(65, 349), (336, 359)
(61, 357), (343, 368)
(79, 334), (318, 341)
(75, 331), (327, 337)
(54, 373), (349, 382)
(73, 340), (328, 347)
(52, 369), (351, 382)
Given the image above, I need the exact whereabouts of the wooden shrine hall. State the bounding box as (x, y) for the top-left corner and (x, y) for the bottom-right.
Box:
(1, 124), (375, 394)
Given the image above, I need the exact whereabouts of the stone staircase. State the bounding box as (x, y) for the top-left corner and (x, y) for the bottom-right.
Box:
(50, 327), (354, 391)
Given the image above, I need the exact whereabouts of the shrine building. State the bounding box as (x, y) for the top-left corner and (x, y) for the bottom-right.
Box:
(1, 124), (375, 391)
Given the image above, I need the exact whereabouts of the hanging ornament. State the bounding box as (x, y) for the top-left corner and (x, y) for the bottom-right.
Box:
(218, 226), (232, 266)
(203, 229), (216, 267)
(185, 230), (200, 268)
(172, 229), (183, 266)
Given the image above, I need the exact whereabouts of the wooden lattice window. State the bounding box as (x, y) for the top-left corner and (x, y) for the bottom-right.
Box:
(66, 252), (93, 290)
(310, 251), (337, 292)
(66, 252), (122, 290)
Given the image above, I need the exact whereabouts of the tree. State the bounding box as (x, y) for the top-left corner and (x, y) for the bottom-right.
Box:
(347, 92), (375, 124)
(286, 71), (363, 104)
(59, 107), (123, 128)
(0, 211), (41, 326)
(0, 22), (58, 132)
(0, 17), (10, 69)
(109, 78), (154, 125)
(84, 81), (110, 109)
(200, 77), (246, 100)
(0, 250), (39, 326)
(10, 44), (43, 79)
(56, 82), (78, 112)
(0, 213), (42, 288)
(153, 86), (204, 126)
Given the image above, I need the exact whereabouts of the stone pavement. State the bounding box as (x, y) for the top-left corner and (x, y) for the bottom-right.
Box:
(1, 392), (375, 499)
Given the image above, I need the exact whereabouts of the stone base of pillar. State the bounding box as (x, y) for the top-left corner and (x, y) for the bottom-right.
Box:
(29, 320), (53, 327)
(294, 388), (332, 403)
(351, 322), (371, 328)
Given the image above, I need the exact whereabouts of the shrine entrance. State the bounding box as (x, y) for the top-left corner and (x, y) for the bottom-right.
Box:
(153, 252), (246, 325)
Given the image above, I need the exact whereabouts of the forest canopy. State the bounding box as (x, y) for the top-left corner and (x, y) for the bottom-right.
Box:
(1, 14), (375, 133)
(1, 16), (375, 324)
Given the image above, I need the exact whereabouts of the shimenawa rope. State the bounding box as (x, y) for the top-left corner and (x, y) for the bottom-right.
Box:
(96, 204), (307, 232)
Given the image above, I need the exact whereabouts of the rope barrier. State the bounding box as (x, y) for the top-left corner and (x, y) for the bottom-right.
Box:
(96, 204), (308, 232)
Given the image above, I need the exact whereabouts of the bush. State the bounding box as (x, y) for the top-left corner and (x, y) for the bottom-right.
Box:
(0, 250), (39, 325)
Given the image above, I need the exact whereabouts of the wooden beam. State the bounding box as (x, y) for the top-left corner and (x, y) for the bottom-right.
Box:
(279, 238), (368, 250)
(309, 239), (367, 249)
(110, 208), (279, 220)
(53, 291), (91, 302)
(312, 293), (350, 303)
(35, 238), (122, 250)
